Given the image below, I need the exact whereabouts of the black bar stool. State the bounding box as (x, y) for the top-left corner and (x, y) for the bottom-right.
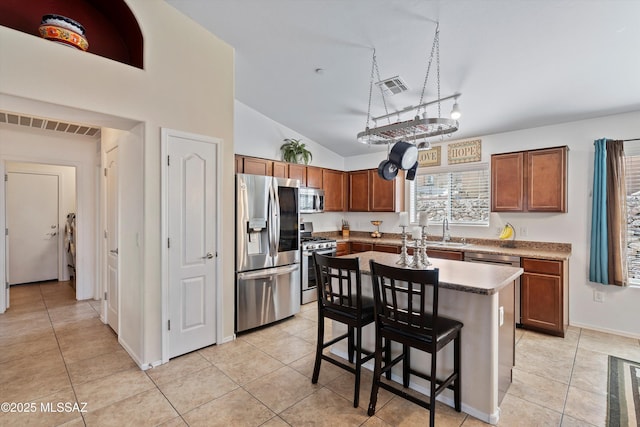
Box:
(311, 253), (378, 408)
(367, 260), (463, 427)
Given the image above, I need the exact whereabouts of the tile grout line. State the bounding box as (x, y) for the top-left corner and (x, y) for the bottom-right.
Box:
(40, 282), (87, 427)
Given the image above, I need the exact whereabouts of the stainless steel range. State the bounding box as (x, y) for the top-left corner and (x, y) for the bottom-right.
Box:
(300, 222), (337, 304)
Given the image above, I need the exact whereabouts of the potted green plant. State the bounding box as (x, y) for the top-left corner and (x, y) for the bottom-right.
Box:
(280, 138), (312, 164)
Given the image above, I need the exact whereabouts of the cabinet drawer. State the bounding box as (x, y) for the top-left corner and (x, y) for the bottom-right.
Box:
(336, 241), (349, 256)
(427, 249), (464, 261)
(350, 242), (373, 253)
(374, 244), (400, 254)
(522, 258), (562, 275)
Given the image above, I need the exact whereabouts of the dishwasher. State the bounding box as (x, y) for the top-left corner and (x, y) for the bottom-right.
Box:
(464, 252), (522, 327)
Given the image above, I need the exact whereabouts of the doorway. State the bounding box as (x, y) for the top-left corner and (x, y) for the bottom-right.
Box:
(0, 105), (145, 367)
(4, 162), (76, 307)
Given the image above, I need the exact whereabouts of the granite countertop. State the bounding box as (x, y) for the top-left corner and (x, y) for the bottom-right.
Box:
(341, 251), (523, 295)
(325, 232), (571, 261)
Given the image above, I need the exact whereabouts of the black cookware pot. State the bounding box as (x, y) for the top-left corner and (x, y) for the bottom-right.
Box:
(377, 159), (398, 181)
(388, 141), (418, 170)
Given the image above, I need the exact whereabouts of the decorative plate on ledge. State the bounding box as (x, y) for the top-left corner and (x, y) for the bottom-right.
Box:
(39, 15), (89, 51)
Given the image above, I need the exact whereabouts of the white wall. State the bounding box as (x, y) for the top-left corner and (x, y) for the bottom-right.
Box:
(0, 0), (235, 367)
(236, 101), (640, 338)
(235, 101), (344, 169)
(6, 161), (76, 282)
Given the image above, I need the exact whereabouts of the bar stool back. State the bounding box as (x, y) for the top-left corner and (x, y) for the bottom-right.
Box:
(311, 253), (375, 407)
(368, 260), (463, 426)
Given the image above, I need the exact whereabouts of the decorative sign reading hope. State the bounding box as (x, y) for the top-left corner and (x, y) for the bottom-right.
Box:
(448, 139), (482, 164)
(417, 146), (441, 167)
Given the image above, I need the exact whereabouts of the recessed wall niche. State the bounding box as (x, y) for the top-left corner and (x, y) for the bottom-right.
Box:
(0, 0), (143, 69)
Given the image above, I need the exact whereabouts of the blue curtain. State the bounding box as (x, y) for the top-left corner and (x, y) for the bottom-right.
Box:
(589, 138), (608, 284)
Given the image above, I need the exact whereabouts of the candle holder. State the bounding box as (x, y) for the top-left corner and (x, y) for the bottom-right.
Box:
(409, 240), (424, 269)
(420, 226), (432, 266)
(397, 226), (410, 267)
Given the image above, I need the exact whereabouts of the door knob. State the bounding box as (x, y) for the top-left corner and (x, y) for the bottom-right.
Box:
(110, 249), (119, 254)
(203, 252), (214, 259)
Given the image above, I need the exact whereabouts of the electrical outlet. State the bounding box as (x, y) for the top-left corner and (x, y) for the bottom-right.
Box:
(519, 226), (528, 237)
(496, 226), (503, 236)
(594, 290), (605, 303)
(499, 306), (504, 326)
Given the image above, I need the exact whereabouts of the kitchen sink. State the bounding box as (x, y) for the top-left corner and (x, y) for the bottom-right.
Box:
(428, 242), (468, 247)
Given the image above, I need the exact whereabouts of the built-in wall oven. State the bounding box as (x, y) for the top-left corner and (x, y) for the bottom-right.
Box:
(300, 222), (336, 304)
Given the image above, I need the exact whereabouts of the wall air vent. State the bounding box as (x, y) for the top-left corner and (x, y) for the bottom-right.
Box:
(0, 110), (101, 138)
(376, 76), (409, 96)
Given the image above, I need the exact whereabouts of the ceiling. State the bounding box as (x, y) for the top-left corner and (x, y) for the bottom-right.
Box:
(167, 0), (640, 157)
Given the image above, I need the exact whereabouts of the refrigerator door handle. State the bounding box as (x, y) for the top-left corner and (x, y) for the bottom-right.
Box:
(272, 182), (281, 255)
(267, 183), (275, 257)
(237, 264), (299, 280)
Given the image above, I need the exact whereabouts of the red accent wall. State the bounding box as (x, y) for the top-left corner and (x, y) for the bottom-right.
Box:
(0, 0), (143, 69)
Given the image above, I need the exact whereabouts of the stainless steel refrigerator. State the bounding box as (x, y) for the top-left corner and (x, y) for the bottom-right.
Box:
(235, 173), (300, 332)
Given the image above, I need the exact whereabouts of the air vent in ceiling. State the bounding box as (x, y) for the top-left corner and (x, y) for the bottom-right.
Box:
(0, 110), (101, 138)
(376, 76), (409, 96)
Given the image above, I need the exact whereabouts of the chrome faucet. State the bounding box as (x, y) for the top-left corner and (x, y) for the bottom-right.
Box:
(442, 218), (451, 242)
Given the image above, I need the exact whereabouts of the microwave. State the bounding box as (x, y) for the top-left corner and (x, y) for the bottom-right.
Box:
(299, 187), (324, 213)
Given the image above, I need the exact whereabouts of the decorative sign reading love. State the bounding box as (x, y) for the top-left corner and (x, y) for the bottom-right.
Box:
(417, 146), (441, 167)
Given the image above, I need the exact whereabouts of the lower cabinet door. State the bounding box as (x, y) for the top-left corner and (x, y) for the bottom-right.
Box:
(521, 272), (562, 334)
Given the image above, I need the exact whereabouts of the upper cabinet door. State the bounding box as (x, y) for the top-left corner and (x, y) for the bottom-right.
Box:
(323, 169), (346, 211)
(306, 166), (323, 188)
(491, 152), (525, 212)
(272, 161), (287, 178)
(243, 157), (273, 176)
(348, 170), (369, 211)
(526, 147), (567, 212)
(288, 164), (307, 186)
(369, 169), (397, 212)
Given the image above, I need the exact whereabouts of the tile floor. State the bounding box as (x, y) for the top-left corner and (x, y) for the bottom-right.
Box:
(1, 281), (639, 426)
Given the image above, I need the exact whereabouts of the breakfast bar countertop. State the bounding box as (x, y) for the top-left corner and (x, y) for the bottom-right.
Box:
(340, 251), (523, 295)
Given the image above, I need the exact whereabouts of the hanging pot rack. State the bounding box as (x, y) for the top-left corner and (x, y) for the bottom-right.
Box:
(357, 22), (461, 146)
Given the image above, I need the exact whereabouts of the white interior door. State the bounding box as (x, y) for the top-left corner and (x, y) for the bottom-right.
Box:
(7, 172), (59, 285)
(167, 134), (217, 358)
(106, 147), (119, 333)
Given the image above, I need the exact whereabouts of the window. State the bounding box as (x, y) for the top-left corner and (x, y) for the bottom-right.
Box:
(409, 163), (490, 225)
(624, 142), (640, 284)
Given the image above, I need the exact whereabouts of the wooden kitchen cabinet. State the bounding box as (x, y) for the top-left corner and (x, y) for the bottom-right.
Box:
(336, 241), (350, 256)
(491, 146), (567, 213)
(374, 243), (401, 254)
(288, 163), (307, 186)
(272, 161), (287, 178)
(348, 170), (369, 211)
(350, 242), (373, 253)
(491, 152), (524, 211)
(241, 156), (273, 176)
(323, 169), (347, 211)
(348, 169), (401, 212)
(526, 147), (567, 212)
(426, 249), (464, 260)
(306, 166), (323, 188)
(370, 169), (398, 212)
(235, 155), (244, 174)
(521, 258), (567, 337)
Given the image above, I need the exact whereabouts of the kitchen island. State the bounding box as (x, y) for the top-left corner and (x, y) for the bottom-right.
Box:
(333, 251), (523, 424)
